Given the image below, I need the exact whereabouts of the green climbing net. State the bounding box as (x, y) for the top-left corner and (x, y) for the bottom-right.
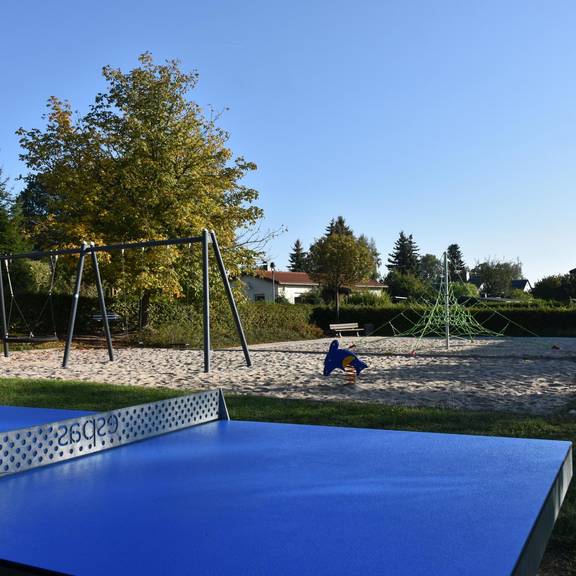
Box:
(388, 277), (504, 341)
(354, 254), (539, 354)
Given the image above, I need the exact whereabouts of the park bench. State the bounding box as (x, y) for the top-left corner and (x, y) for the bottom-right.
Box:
(91, 311), (123, 323)
(90, 311), (124, 335)
(329, 322), (364, 337)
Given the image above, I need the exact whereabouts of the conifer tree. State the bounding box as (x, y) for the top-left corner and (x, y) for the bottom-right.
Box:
(387, 231), (419, 274)
(447, 244), (466, 281)
(325, 216), (353, 236)
(288, 239), (307, 272)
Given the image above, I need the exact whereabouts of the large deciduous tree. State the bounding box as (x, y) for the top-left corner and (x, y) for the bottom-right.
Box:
(305, 233), (374, 317)
(470, 259), (522, 296)
(0, 168), (49, 293)
(385, 270), (432, 300)
(358, 234), (381, 280)
(418, 253), (442, 284)
(16, 53), (262, 301)
(0, 168), (28, 254)
(532, 274), (576, 302)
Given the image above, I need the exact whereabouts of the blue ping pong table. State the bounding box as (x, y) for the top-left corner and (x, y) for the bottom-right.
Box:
(0, 390), (572, 576)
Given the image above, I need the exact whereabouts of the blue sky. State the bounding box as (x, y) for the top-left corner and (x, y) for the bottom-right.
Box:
(1, 0), (575, 281)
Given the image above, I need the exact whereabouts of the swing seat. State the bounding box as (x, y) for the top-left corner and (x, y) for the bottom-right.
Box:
(5, 335), (59, 344)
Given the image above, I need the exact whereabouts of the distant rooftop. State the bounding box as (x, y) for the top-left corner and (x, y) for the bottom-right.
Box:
(252, 270), (383, 288)
(510, 279), (532, 291)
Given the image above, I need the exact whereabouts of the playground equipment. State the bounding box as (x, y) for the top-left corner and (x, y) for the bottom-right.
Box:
(2, 255), (60, 344)
(357, 252), (538, 354)
(391, 253), (501, 348)
(323, 339), (368, 384)
(0, 230), (250, 371)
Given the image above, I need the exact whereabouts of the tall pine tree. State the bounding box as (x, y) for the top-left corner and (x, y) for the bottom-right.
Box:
(325, 216), (353, 236)
(288, 239), (307, 272)
(447, 244), (466, 281)
(387, 231), (419, 274)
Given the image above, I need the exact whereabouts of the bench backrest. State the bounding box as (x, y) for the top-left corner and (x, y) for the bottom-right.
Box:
(92, 312), (122, 321)
(329, 323), (359, 330)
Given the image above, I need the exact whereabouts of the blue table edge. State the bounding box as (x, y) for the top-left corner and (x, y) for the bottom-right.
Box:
(513, 445), (572, 576)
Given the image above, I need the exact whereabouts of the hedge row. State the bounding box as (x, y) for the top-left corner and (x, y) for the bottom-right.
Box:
(309, 305), (576, 337)
(137, 301), (322, 347)
(1, 294), (102, 336)
(3, 296), (576, 342)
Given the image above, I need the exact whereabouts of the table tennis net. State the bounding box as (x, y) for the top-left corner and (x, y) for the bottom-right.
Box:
(0, 389), (229, 478)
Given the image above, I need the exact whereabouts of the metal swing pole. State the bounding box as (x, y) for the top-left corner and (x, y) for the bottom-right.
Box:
(210, 230), (252, 368)
(62, 242), (88, 368)
(0, 258), (9, 358)
(444, 251), (450, 350)
(202, 229), (211, 373)
(90, 243), (114, 362)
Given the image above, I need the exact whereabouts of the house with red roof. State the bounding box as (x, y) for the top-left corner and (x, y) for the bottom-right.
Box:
(239, 270), (385, 303)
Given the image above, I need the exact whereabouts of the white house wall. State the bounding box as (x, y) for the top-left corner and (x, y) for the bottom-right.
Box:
(280, 285), (314, 303)
(239, 277), (276, 302)
(238, 276), (384, 303)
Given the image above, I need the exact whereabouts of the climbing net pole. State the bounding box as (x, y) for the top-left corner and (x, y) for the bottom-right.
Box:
(444, 251), (450, 350)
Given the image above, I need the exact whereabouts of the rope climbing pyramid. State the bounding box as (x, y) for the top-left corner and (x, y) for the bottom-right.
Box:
(357, 252), (539, 354)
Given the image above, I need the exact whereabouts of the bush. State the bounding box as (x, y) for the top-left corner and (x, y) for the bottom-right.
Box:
(13, 291), (576, 346)
(311, 304), (424, 335)
(138, 302), (323, 347)
(109, 300), (576, 341)
(385, 271), (432, 300)
(533, 274), (576, 303)
(507, 288), (533, 302)
(346, 291), (391, 306)
(468, 307), (576, 337)
(297, 288), (324, 305)
(451, 282), (479, 298)
(309, 303), (576, 337)
(1, 293), (101, 336)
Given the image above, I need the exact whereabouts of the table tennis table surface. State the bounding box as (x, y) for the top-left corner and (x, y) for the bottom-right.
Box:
(0, 404), (572, 576)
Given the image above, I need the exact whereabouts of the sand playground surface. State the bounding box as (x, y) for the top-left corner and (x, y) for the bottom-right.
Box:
(2, 336), (576, 415)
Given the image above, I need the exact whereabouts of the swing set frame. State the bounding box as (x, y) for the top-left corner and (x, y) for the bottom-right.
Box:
(0, 229), (251, 371)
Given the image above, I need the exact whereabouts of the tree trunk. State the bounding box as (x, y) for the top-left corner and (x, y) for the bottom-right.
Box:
(336, 289), (340, 321)
(139, 291), (151, 329)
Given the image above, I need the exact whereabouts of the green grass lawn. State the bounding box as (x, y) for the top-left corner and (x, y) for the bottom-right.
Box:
(0, 377), (574, 575)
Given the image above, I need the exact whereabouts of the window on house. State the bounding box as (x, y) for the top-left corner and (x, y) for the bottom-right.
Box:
(254, 294), (265, 301)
